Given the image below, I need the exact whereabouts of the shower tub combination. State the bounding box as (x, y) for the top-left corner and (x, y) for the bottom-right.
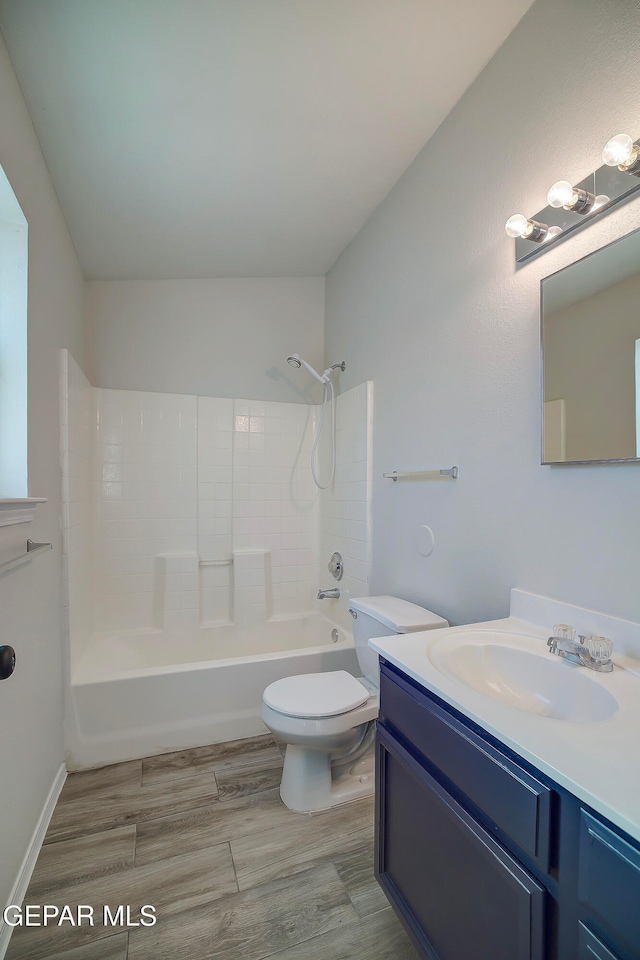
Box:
(61, 352), (371, 770)
(67, 615), (358, 769)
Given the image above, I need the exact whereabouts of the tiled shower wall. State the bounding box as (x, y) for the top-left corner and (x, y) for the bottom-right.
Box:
(93, 389), (199, 632)
(60, 352), (94, 668)
(93, 391), (321, 633)
(319, 380), (373, 621)
(61, 350), (372, 653)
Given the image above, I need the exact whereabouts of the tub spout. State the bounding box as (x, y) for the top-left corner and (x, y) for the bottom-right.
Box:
(317, 587), (340, 600)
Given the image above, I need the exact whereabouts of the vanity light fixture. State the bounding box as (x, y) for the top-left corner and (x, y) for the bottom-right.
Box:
(508, 129), (640, 264)
(602, 133), (640, 176)
(547, 179), (595, 215)
(504, 213), (549, 242)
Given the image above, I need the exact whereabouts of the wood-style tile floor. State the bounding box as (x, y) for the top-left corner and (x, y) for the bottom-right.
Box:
(7, 734), (419, 960)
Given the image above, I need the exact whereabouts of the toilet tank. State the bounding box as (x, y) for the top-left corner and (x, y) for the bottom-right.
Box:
(349, 595), (448, 686)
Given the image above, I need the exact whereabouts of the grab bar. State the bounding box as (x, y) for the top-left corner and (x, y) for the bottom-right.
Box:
(383, 467), (458, 481)
(0, 539), (53, 576)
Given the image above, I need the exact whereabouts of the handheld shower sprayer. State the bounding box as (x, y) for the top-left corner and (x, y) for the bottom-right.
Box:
(287, 354), (346, 384)
(286, 352), (346, 489)
(287, 354), (328, 384)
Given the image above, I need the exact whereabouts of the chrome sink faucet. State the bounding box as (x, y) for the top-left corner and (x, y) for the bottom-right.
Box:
(317, 587), (340, 600)
(547, 624), (613, 673)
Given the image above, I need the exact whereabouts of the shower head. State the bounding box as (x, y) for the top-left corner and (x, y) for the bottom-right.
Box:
(286, 353), (328, 384)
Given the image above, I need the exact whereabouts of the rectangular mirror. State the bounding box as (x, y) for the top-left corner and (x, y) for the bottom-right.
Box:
(541, 226), (640, 464)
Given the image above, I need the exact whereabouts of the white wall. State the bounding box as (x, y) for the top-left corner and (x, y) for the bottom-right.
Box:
(0, 31), (84, 913)
(85, 278), (325, 402)
(325, 0), (640, 627)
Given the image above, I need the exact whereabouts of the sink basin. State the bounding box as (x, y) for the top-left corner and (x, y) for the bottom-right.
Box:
(428, 632), (619, 722)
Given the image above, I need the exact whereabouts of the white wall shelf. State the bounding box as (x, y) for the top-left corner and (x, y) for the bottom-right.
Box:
(0, 498), (47, 526)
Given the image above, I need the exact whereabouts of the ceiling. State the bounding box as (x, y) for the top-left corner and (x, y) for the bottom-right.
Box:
(0, 0), (535, 280)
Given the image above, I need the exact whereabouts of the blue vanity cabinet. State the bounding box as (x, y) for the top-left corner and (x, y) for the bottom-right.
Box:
(375, 658), (640, 960)
(376, 725), (546, 959)
(377, 658), (553, 872)
(578, 811), (640, 960)
(578, 924), (625, 960)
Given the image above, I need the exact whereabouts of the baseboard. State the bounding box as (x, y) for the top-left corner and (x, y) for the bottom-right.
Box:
(0, 764), (67, 959)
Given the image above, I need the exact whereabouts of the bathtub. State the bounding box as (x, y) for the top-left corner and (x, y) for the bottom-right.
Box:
(66, 615), (359, 769)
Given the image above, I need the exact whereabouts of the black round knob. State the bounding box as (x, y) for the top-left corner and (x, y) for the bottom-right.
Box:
(0, 645), (16, 680)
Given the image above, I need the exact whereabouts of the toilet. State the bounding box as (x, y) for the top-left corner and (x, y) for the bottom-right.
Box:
(261, 595), (448, 812)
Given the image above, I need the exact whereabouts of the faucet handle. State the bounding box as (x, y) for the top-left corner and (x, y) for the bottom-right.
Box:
(585, 634), (613, 663)
(553, 623), (576, 642)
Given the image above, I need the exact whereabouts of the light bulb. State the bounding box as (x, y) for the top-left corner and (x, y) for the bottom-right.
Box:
(602, 133), (634, 167)
(504, 213), (548, 242)
(547, 179), (595, 215)
(547, 180), (575, 208)
(504, 213), (529, 238)
(602, 133), (640, 176)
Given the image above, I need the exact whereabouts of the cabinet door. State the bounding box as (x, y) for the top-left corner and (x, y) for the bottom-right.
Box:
(578, 923), (623, 960)
(379, 662), (552, 870)
(579, 810), (640, 958)
(376, 726), (546, 960)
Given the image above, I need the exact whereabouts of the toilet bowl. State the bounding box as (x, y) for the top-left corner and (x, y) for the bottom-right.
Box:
(262, 596), (448, 812)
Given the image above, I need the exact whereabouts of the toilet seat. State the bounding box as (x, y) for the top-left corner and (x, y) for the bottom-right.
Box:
(263, 670), (369, 719)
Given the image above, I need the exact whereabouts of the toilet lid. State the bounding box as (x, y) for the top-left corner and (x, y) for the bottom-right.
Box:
(263, 671), (370, 719)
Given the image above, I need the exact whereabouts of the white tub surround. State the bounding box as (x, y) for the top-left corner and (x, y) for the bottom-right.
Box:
(60, 354), (373, 641)
(370, 589), (640, 843)
(60, 351), (94, 677)
(67, 616), (358, 769)
(318, 380), (373, 629)
(233, 549), (271, 625)
(153, 553), (200, 630)
(60, 354), (373, 768)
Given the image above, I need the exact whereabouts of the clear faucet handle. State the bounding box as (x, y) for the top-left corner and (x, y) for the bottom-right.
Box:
(586, 634), (613, 663)
(553, 623), (576, 641)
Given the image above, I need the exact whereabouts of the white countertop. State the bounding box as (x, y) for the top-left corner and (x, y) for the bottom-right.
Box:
(370, 614), (640, 844)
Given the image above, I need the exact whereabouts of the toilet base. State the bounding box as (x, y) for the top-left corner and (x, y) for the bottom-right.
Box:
(279, 743), (375, 812)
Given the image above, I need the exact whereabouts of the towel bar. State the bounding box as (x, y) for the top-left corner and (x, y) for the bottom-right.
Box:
(383, 467), (458, 481)
(0, 539), (52, 576)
